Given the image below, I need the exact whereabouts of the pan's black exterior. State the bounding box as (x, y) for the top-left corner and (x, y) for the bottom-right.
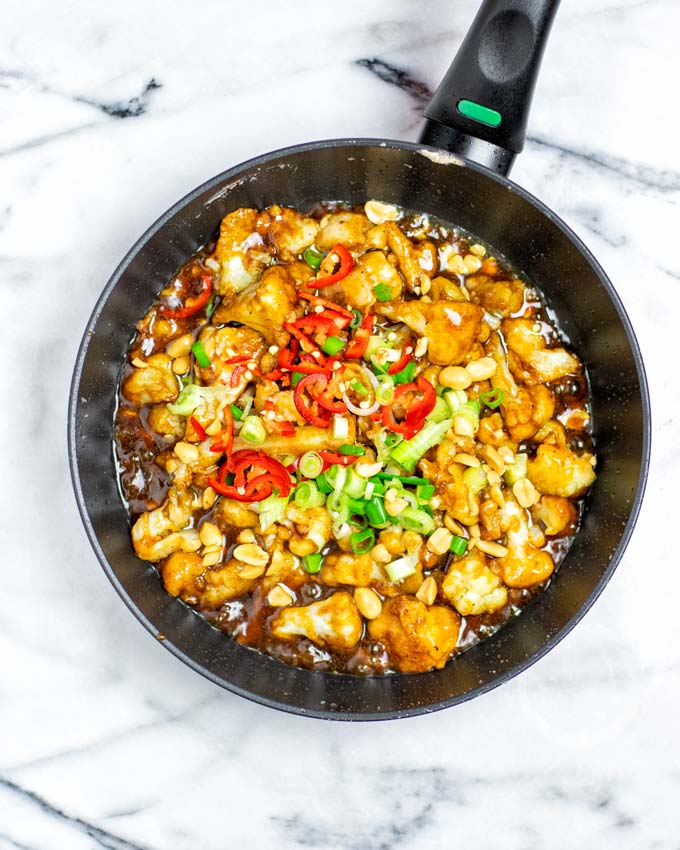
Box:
(69, 139), (650, 720)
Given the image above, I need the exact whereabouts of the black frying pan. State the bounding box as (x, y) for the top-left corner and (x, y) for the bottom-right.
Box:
(68, 0), (650, 720)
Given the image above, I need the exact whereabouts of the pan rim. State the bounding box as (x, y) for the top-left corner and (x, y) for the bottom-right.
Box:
(68, 137), (651, 721)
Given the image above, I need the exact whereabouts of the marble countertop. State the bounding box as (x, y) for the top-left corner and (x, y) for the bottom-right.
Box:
(2, 0), (679, 846)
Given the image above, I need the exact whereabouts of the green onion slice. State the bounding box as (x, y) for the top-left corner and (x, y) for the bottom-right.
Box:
(302, 553), (322, 574)
(480, 387), (504, 408)
(350, 308), (363, 329)
(376, 380), (395, 405)
(294, 481), (326, 509)
(191, 340), (211, 369)
(240, 415), (267, 445)
(393, 360), (416, 385)
(350, 527), (375, 554)
(229, 403), (243, 421)
(291, 371), (305, 387)
(416, 483), (436, 503)
(205, 294), (216, 319)
(385, 553), (419, 583)
(321, 335), (345, 356)
(338, 444), (366, 456)
(303, 246), (325, 270)
(450, 535), (468, 556)
(299, 451), (324, 479)
(398, 506), (436, 535)
(374, 283), (393, 302)
(316, 472), (333, 494)
(389, 419), (452, 473)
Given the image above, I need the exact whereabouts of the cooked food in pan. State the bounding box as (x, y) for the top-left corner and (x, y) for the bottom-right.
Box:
(114, 201), (596, 674)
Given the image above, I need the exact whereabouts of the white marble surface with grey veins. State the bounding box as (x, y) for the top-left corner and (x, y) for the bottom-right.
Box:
(2, 0), (679, 847)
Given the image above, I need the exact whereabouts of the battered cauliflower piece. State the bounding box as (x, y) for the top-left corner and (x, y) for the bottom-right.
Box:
(286, 505), (332, 552)
(384, 222), (437, 289)
(200, 560), (260, 608)
(442, 551), (508, 616)
(321, 551), (387, 587)
(528, 444), (596, 498)
(270, 591), (363, 651)
(532, 495), (578, 537)
(430, 275), (467, 302)
(487, 332), (555, 440)
(421, 440), (480, 525)
(497, 501), (555, 588)
(267, 206), (319, 262)
(160, 552), (204, 600)
(213, 497), (258, 529)
(503, 318), (580, 384)
(233, 420), (356, 456)
(323, 250), (403, 311)
(131, 486), (200, 562)
(367, 596), (461, 673)
(122, 354), (178, 406)
(211, 208), (271, 298)
(465, 273), (524, 316)
(315, 211), (370, 252)
(376, 300), (484, 365)
(262, 546), (306, 594)
(212, 264), (300, 346)
(147, 405), (184, 439)
(195, 326), (265, 386)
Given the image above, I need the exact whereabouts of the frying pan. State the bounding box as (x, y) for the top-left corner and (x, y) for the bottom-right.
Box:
(68, 0), (650, 720)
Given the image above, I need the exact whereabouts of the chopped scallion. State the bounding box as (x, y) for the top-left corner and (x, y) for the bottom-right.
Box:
(240, 415), (266, 445)
(350, 308), (363, 329)
(229, 403), (243, 421)
(350, 527), (375, 554)
(450, 535), (468, 556)
(389, 419), (452, 472)
(302, 553), (322, 573)
(480, 387), (504, 408)
(385, 553), (418, 583)
(393, 360), (416, 385)
(365, 496), (388, 527)
(316, 472), (332, 494)
(303, 246), (325, 270)
(191, 340), (211, 368)
(416, 483), (436, 503)
(376, 380), (395, 405)
(503, 453), (528, 485)
(374, 283), (393, 302)
(299, 451), (324, 479)
(398, 506), (435, 535)
(321, 335), (345, 356)
(291, 371), (305, 387)
(338, 444), (366, 456)
(462, 465), (487, 494)
(294, 481), (326, 509)
(205, 294), (216, 319)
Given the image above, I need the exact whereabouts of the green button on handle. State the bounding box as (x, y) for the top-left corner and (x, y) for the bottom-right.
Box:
(457, 99), (502, 127)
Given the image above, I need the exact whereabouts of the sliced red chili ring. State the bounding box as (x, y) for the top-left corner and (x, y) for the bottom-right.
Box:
(293, 373), (333, 427)
(318, 450), (360, 469)
(189, 416), (206, 442)
(298, 291), (354, 318)
(309, 243), (354, 288)
(230, 363), (249, 388)
(159, 273), (212, 319)
(381, 377), (436, 440)
(284, 321), (319, 353)
(210, 405), (234, 453)
(388, 345), (413, 376)
(345, 312), (374, 359)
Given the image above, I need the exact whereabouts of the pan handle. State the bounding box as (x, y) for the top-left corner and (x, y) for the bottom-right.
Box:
(418, 0), (560, 175)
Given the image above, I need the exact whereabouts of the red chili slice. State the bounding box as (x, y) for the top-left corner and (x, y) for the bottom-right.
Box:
(318, 450), (360, 469)
(159, 273), (212, 319)
(381, 377), (436, 440)
(210, 406), (234, 454)
(298, 291), (354, 318)
(293, 373), (333, 427)
(388, 345), (413, 376)
(230, 363), (249, 388)
(309, 243), (354, 288)
(345, 313), (374, 359)
(293, 314), (336, 340)
(208, 450), (293, 501)
(189, 416), (206, 441)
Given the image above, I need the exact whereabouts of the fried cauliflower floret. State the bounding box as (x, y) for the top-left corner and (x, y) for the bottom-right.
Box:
(376, 300), (484, 365)
(497, 500), (554, 588)
(286, 505), (332, 553)
(384, 222), (436, 289)
(267, 206), (319, 262)
(212, 496), (259, 530)
(487, 332), (555, 440)
(321, 551), (387, 587)
(528, 444), (596, 498)
(147, 405), (184, 439)
(212, 264), (300, 346)
(315, 211), (370, 252)
(262, 546), (306, 594)
(367, 596), (460, 673)
(421, 441), (479, 525)
(503, 318), (580, 384)
(234, 420), (356, 456)
(195, 326), (265, 386)
(430, 275), (467, 302)
(270, 591), (363, 651)
(532, 495), (578, 537)
(160, 552), (204, 599)
(211, 208), (271, 297)
(200, 560), (260, 608)
(465, 273), (524, 316)
(122, 354), (178, 406)
(131, 486), (200, 562)
(323, 250), (403, 311)
(442, 551), (508, 615)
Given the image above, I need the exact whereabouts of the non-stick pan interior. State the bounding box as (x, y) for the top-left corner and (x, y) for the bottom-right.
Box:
(70, 140), (649, 719)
